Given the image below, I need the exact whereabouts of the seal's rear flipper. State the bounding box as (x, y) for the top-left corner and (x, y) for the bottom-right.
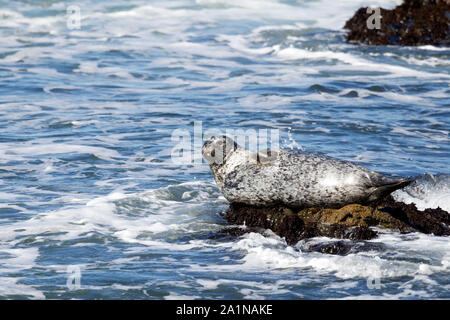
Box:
(368, 178), (414, 203)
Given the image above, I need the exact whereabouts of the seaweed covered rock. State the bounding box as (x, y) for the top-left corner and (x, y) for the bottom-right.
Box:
(224, 203), (380, 245)
(344, 0), (450, 46)
(379, 195), (450, 236)
(297, 204), (413, 232)
(223, 195), (450, 248)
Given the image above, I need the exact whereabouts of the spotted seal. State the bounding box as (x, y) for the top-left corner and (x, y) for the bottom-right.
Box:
(202, 136), (412, 208)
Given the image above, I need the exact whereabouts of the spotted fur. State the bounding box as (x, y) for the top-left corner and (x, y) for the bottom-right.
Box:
(202, 136), (412, 208)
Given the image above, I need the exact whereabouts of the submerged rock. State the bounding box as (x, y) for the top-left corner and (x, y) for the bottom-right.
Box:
(299, 239), (386, 256)
(223, 195), (450, 254)
(344, 0), (450, 46)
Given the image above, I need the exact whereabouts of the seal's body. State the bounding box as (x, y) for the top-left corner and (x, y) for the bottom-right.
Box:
(202, 136), (412, 208)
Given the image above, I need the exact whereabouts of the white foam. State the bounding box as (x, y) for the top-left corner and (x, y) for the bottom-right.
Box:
(0, 277), (45, 299)
(165, 293), (200, 300)
(0, 181), (225, 248)
(189, 222), (450, 283)
(0, 247), (40, 272)
(0, 143), (121, 161)
(0, 247), (43, 298)
(403, 56), (450, 67)
(393, 174), (450, 212)
(74, 61), (134, 79)
(417, 45), (450, 51)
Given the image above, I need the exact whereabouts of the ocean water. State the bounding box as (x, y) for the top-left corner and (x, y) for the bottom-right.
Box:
(0, 0), (449, 299)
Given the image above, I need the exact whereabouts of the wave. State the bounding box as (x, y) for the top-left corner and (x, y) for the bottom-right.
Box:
(393, 174), (450, 211)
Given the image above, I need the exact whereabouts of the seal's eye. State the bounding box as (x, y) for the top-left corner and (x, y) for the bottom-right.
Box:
(210, 149), (215, 157)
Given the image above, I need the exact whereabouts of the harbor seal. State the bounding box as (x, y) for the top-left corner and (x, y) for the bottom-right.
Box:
(202, 136), (413, 208)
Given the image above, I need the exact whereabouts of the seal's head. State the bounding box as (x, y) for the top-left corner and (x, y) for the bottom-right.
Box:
(202, 136), (238, 169)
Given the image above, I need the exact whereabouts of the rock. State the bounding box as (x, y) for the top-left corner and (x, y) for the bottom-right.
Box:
(305, 240), (353, 255)
(224, 204), (308, 245)
(344, 0), (450, 46)
(379, 195), (450, 236)
(223, 195), (450, 252)
(300, 240), (386, 255)
(300, 222), (377, 242)
(224, 203), (381, 245)
(297, 204), (414, 232)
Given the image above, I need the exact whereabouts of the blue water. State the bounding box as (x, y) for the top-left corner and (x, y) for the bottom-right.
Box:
(0, 0), (449, 299)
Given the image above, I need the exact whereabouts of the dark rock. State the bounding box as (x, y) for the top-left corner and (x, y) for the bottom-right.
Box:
(379, 195), (450, 236)
(225, 203), (380, 245)
(219, 226), (262, 237)
(223, 196), (450, 249)
(344, 0), (450, 46)
(300, 223), (377, 242)
(301, 240), (386, 255)
(225, 203), (307, 245)
(306, 240), (353, 255)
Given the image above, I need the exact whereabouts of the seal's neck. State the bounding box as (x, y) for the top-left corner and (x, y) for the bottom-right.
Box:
(208, 145), (242, 178)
